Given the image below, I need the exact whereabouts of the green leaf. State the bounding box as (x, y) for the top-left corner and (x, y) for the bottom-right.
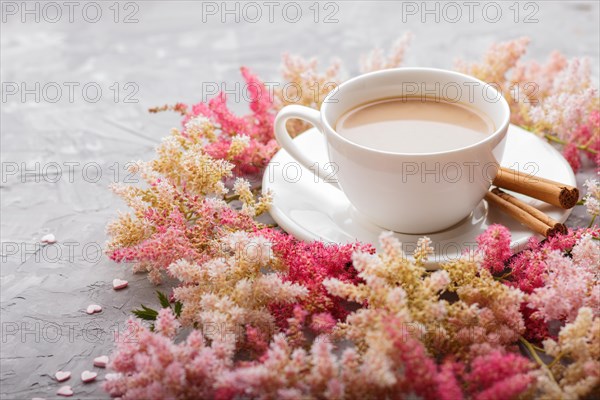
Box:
(132, 304), (159, 321)
(174, 301), (183, 317)
(156, 291), (171, 309)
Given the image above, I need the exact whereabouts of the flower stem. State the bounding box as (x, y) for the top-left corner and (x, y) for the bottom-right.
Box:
(494, 270), (513, 282)
(519, 336), (559, 387)
(224, 194), (240, 203)
(588, 214), (597, 229)
(545, 134), (598, 154)
(548, 352), (564, 369)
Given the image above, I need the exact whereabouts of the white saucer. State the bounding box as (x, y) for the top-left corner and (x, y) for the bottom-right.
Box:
(262, 125), (576, 268)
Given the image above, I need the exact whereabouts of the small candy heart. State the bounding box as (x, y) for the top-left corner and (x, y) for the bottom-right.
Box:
(93, 355), (109, 368)
(54, 371), (71, 382)
(112, 279), (128, 290)
(81, 370), (97, 383)
(32, 397), (46, 400)
(56, 385), (73, 397)
(41, 233), (56, 244)
(86, 304), (102, 315)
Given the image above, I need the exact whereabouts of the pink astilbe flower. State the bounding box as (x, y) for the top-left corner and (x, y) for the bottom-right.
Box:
(384, 318), (457, 400)
(572, 110), (600, 164)
(457, 38), (599, 169)
(310, 312), (337, 334)
(464, 351), (533, 400)
(528, 249), (599, 324)
(511, 51), (567, 100)
(240, 66), (275, 142)
(105, 41), (600, 400)
(154, 307), (181, 339)
(105, 311), (232, 400)
(475, 224), (512, 273)
(109, 208), (202, 284)
(435, 361), (465, 400)
(508, 228), (599, 294)
(562, 143), (582, 172)
(506, 229), (600, 341)
(172, 67), (278, 175)
(244, 325), (269, 356)
(530, 86), (598, 140)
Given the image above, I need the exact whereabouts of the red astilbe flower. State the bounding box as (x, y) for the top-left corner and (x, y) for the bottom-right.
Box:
(385, 318), (463, 400)
(260, 228), (374, 333)
(464, 351), (534, 400)
(109, 208), (203, 283)
(179, 68), (279, 175)
(475, 224), (513, 273)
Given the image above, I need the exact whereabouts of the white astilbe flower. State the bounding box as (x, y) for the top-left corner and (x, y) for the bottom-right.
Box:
(184, 115), (215, 141)
(425, 270), (451, 293)
(582, 179), (600, 219)
(227, 134), (250, 157)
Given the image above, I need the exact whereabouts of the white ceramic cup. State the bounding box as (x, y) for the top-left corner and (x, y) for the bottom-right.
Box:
(274, 68), (510, 234)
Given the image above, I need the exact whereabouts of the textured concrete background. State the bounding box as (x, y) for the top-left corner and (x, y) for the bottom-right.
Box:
(1, 1), (599, 399)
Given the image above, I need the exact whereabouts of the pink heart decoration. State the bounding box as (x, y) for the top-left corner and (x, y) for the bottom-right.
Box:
(93, 355), (109, 368)
(54, 370), (71, 382)
(86, 304), (102, 315)
(41, 233), (56, 244)
(56, 385), (73, 396)
(81, 370), (97, 383)
(112, 279), (128, 290)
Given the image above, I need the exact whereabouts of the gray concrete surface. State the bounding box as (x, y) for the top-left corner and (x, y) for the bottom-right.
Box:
(1, 1), (599, 399)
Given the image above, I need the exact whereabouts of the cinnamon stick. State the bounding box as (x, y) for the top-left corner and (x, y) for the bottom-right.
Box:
(492, 167), (579, 209)
(491, 188), (567, 235)
(485, 188), (566, 237)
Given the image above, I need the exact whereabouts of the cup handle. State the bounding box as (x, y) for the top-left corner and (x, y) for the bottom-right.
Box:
(274, 105), (341, 189)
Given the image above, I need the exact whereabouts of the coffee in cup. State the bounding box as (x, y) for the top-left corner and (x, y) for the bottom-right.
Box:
(274, 68), (510, 234)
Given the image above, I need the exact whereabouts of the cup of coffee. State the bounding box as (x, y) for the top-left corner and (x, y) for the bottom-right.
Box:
(274, 68), (510, 234)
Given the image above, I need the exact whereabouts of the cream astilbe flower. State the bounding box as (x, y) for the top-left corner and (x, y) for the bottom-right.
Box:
(227, 134), (250, 158)
(535, 307), (600, 400)
(274, 53), (342, 136)
(105, 211), (153, 253)
(323, 233), (452, 354)
(455, 37), (530, 86)
(184, 115), (216, 142)
(414, 236), (434, 266)
(149, 126), (234, 195)
(360, 32), (413, 73)
(443, 257), (525, 356)
(169, 231), (307, 344)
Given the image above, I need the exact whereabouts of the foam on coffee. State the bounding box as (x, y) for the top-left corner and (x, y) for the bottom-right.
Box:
(335, 97), (495, 153)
